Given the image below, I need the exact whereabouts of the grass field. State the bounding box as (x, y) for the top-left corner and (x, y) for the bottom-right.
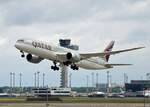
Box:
(0, 97), (26, 103)
(0, 97), (150, 103)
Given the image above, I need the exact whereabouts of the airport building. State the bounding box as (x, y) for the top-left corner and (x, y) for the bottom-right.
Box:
(125, 80), (150, 97)
(33, 87), (71, 97)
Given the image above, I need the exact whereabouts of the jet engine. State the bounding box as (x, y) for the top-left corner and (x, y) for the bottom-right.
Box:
(26, 54), (43, 64)
(66, 52), (81, 62)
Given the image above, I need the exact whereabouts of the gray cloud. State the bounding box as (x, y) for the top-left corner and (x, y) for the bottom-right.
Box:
(112, 1), (150, 22)
(1, 0), (97, 25)
(2, 0), (147, 26)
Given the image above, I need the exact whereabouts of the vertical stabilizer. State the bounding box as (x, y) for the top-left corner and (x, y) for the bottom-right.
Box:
(103, 41), (115, 62)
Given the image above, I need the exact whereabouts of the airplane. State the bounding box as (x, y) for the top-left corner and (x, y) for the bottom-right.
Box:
(15, 39), (144, 71)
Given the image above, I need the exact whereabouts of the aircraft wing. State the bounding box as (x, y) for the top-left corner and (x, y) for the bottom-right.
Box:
(104, 64), (133, 68)
(80, 47), (144, 59)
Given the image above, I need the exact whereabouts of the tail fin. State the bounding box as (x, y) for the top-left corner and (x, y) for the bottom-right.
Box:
(103, 41), (115, 62)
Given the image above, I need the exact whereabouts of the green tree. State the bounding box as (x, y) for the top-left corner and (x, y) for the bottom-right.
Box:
(0, 88), (4, 93)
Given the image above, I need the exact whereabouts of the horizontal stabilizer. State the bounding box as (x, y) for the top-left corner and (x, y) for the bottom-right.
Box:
(105, 64), (133, 68)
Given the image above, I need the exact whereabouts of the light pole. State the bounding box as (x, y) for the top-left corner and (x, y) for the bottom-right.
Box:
(13, 72), (15, 93)
(69, 73), (72, 88)
(37, 71), (40, 88)
(91, 72), (94, 92)
(10, 72), (13, 96)
(34, 73), (37, 88)
(96, 73), (99, 91)
(43, 73), (45, 88)
(124, 73), (126, 85)
(19, 73), (22, 96)
(86, 75), (89, 93)
(107, 71), (110, 94)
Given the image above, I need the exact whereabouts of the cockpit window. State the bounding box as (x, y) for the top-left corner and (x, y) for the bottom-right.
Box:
(17, 39), (24, 42)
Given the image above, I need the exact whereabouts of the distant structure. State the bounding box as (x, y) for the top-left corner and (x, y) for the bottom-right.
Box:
(43, 73), (45, 88)
(69, 73), (72, 88)
(13, 73), (15, 93)
(37, 71), (40, 88)
(59, 39), (79, 50)
(107, 71), (111, 93)
(125, 80), (150, 97)
(34, 72), (37, 88)
(96, 73), (99, 91)
(96, 83), (123, 89)
(60, 66), (68, 88)
(10, 72), (13, 95)
(91, 72), (95, 91)
(124, 73), (128, 84)
(9, 72), (15, 94)
(33, 87), (71, 97)
(86, 75), (89, 93)
(59, 39), (79, 88)
(19, 73), (22, 96)
(146, 73), (150, 80)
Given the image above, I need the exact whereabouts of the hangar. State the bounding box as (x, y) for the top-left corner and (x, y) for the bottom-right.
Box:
(125, 80), (150, 97)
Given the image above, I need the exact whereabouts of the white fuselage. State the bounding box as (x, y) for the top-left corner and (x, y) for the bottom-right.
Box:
(15, 39), (109, 70)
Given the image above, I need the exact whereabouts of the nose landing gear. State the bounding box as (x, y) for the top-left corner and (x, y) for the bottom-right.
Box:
(51, 61), (59, 71)
(20, 51), (25, 57)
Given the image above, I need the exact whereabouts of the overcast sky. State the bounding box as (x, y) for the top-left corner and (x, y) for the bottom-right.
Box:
(0, 0), (149, 87)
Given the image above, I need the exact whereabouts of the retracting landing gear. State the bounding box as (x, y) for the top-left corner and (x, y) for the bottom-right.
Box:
(20, 50), (25, 57)
(63, 61), (72, 66)
(63, 61), (79, 70)
(71, 64), (79, 70)
(51, 61), (59, 71)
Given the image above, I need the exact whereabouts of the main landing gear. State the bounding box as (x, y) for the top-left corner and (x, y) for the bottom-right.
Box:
(63, 61), (79, 70)
(51, 61), (59, 71)
(71, 64), (79, 70)
(20, 50), (25, 57)
(51, 61), (79, 71)
(63, 61), (72, 66)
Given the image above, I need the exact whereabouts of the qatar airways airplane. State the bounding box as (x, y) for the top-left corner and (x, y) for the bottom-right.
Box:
(15, 39), (144, 71)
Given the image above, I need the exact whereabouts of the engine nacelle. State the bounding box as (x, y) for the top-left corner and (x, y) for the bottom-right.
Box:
(66, 52), (81, 62)
(26, 54), (42, 64)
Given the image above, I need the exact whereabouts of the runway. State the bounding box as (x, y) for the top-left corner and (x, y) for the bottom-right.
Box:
(0, 103), (150, 107)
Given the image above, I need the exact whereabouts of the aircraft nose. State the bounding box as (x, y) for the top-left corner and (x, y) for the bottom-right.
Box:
(14, 42), (20, 49)
(15, 39), (25, 50)
(15, 43), (17, 47)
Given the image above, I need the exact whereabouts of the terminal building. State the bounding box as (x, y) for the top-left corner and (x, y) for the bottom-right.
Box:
(33, 87), (71, 97)
(125, 80), (150, 97)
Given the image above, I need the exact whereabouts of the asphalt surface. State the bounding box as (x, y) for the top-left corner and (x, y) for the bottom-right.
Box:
(0, 103), (150, 107)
